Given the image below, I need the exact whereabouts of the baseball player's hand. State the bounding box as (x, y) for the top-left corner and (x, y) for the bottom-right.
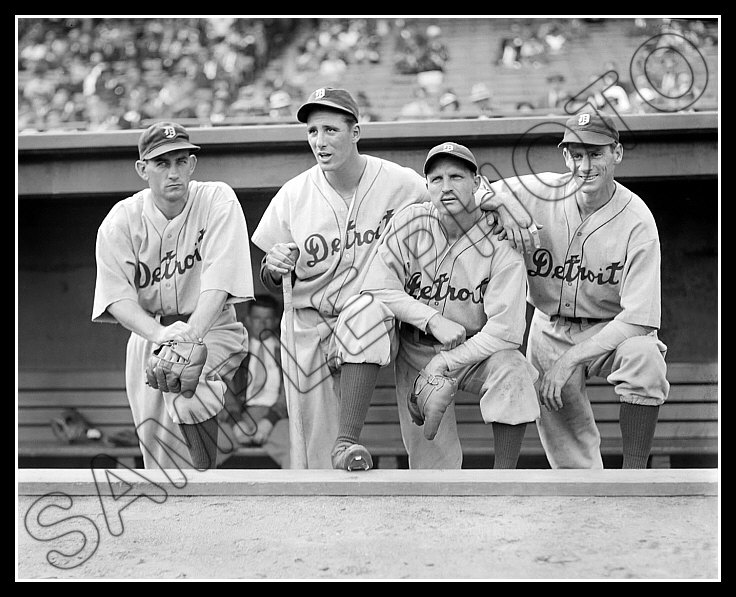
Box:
(427, 314), (467, 350)
(252, 418), (275, 445)
(494, 205), (543, 254)
(539, 355), (581, 411)
(424, 353), (451, 378)
(153, 321), (201, 345)
(480, 182), (543, 254)
(264, 242), (299, 276)
(477, 180), (532, 224)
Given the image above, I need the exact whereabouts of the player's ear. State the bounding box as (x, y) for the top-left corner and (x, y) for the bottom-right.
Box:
(352, 122), (361, 143)
(135, 160), (148, 181)
(612, 142), (623, 164)
(561, 145), (573, 169)
(188, 154), (198, 172)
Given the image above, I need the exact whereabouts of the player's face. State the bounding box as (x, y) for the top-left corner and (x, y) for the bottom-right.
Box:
(425, 157), (480, 220)
(246, 306), (278, 341)
(305, 109), (359, 172)
(563, 142), (622, 196)
(139, 150), (196, 204)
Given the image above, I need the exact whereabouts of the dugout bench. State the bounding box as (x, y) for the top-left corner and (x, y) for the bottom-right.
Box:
(17, 361), (718, 469)
(18, 363), (719, 468)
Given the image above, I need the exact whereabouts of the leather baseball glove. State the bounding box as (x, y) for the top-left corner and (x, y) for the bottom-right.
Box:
(408, 368), (458, 440)
(145, 339), (207, 397)
(51, 408), (103, 444)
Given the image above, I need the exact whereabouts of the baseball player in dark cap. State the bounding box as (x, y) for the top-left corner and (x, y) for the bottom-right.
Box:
(93, 121), (254, 469)
(251, 87), (431, 469)
(480, 110), (670, 469)
(330, 141), (540, 470)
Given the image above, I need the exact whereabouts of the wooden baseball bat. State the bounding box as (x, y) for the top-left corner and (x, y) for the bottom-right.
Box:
(281, 272), (308, 469)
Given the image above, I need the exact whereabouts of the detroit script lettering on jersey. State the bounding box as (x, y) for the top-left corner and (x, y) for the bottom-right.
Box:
(486, 172), (662, 325)
(528, 249), (624, 286)
(304, 209), (394, 267)
(136, 228), (206, 289)
(406, 271), (489, 304)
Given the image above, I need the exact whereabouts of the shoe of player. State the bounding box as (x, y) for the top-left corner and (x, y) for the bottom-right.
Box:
(331, 441), (373, 471)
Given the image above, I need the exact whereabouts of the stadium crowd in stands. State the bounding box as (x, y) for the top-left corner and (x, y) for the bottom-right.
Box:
(18, 17), (301, 132)
(17, 17), (717, 134)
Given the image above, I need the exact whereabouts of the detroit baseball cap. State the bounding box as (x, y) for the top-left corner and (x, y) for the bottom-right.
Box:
(138, 121), (201, 160)
(558, 111), (619, 147)
(423, 142), (478, 175)
(296, 87), (360, 123)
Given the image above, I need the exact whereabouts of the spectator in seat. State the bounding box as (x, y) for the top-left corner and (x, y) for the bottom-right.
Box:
(469, 82), (494, 118)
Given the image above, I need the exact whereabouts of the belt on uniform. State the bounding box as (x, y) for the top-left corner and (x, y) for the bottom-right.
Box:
(400, 324), (474, 347)
(160, 314), (189, 326)
(552, 315), (609, 325)
(402, 325), (440, 346)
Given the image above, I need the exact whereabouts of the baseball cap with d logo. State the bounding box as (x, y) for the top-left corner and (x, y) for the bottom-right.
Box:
(423, 142), (478, 174)
(296, 87), (360, 123)
(138, 121), (201, 160)
(558, 111), (619, 147)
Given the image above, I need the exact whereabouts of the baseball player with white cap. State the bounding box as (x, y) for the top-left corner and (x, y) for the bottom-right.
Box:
(92, 121), (254, 469)
(251, 87), (431, 469)
(481, 110), (670, 469)
(330, 141), (540, 470)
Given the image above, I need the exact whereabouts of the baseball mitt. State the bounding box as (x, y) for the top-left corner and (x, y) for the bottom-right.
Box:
(408, 369), (458, 440)
(51, 408), (103, 444)
(145, 339), (207, 397)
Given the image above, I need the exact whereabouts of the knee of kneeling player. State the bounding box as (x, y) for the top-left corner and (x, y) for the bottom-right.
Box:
(487, 349), (540, 386)
(334, 294), (394, 365)
(480, 350), (540, 424)
(168, 378), (227, 423)
(612, 337), (669, 404)
(615, 336), (666, 371)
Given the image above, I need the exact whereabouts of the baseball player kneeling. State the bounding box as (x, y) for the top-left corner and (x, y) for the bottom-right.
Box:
(331, 142), (540, 470)
(92, 121), (253, 470)
(480, 111), (669, 469)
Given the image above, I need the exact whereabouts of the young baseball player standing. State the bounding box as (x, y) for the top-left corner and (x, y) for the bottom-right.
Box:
(483, 111), (669, 468)
(251, 87), (431, 469)
(330, 142), (540, 470)
(92, 121), (254, 469)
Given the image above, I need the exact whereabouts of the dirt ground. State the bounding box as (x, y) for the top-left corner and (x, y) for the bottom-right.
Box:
(17, 493), (719, 580)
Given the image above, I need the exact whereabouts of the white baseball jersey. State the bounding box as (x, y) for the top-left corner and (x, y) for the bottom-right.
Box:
(488, 173), (662, 327)
(92, 180), (254, 466)
(361, 202), (530, 352)
(251, 155), (429, 316)
(334, 201), (538, 467)
(251, 154), (429, 468)
(93, 180), (253, 322)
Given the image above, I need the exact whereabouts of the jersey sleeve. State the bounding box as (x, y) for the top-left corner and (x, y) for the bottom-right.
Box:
(251, 185), (293, 253)
(406, 167), (431, 205)
(477, 240), (529, 344)
(91, 206), (140, 323)
(615, 237), (662, 327)
(199, 184), (254, 303)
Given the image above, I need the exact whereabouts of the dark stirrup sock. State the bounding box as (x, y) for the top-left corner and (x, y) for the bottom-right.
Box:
(620, 402), (660, 469)
(491, 422), (528, 469)
(336, 363), (381, 445)
(179, 416), (220, 470)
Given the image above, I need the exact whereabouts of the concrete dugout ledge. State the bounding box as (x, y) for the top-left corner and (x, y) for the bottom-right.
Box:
(17, 468), (718, 497)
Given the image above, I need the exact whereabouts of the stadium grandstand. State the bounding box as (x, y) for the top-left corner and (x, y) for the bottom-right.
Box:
(17, 17), (718, 133)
